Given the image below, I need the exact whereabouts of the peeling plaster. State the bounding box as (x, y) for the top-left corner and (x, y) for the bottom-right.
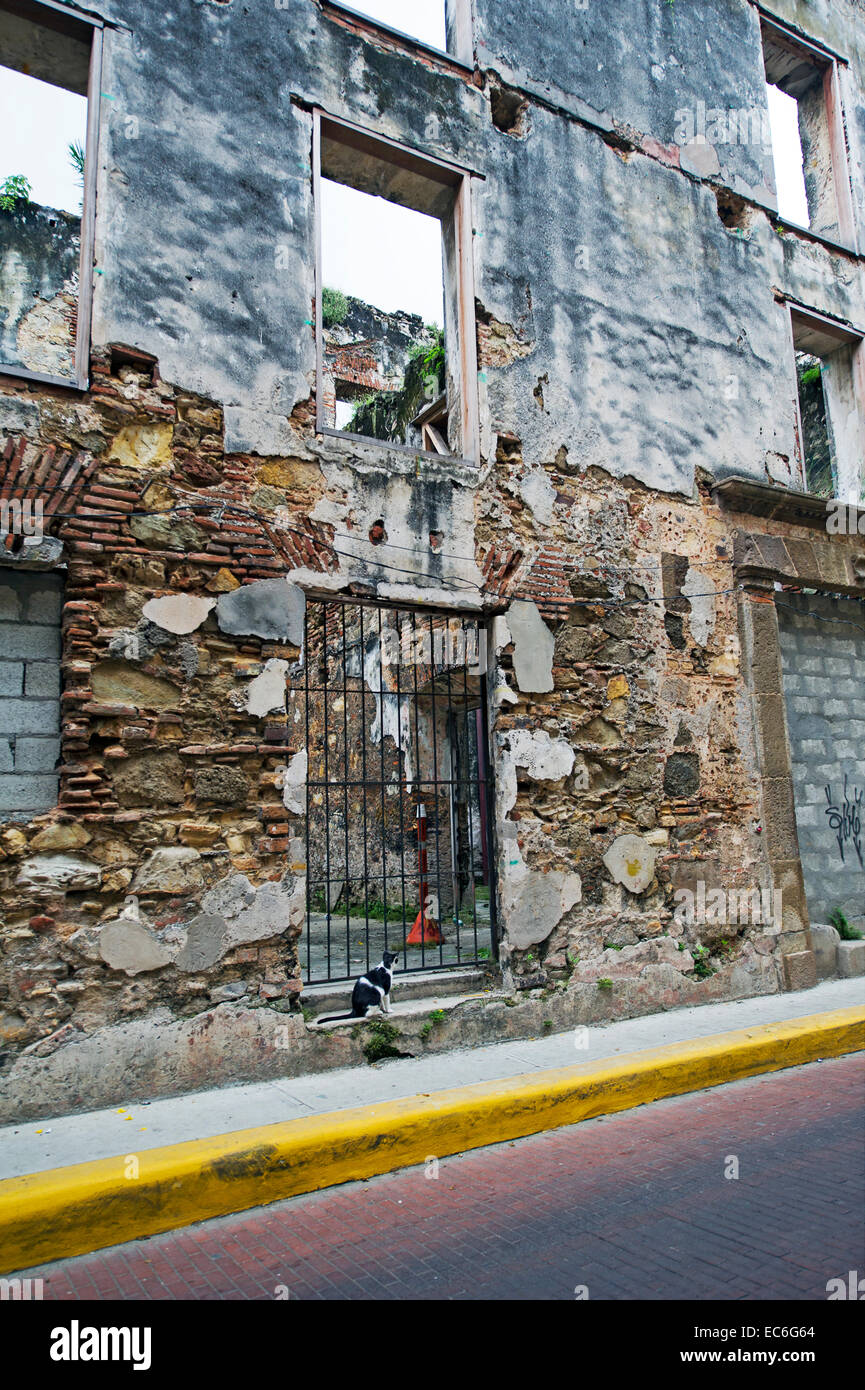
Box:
(497, 729), (581, 949)
(506, 599), (555, 693)
(500, 728), (576, 816)
(282, 748), (308, 814)
(141, 594), (215, 635)
(603, 834), (658, 895)
(98, 916), (173, 976)
(501, 849), (582, 951)
(246, 657), (289, 717)
(518, 468), (556, 526)
(681, 566), (716, 647)
(216, 578), (305, 644)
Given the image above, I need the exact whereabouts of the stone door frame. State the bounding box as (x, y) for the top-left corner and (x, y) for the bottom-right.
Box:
(724, 490), (865, 989)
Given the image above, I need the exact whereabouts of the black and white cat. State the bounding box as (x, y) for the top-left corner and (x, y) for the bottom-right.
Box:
(316, 951), (400, 1023)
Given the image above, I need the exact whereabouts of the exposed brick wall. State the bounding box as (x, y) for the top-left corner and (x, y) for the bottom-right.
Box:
(1, 340), (863, 1111)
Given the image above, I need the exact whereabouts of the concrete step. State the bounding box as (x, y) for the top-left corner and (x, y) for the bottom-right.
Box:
(302, 966), (495, 1018)
(312, 989), (508, 1034)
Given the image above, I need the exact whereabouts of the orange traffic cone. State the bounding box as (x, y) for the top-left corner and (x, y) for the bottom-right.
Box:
(406, 908), (444, 945)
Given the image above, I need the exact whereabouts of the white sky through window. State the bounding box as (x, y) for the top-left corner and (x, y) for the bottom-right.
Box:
(339, 1), (447, 50)
(0, 65), (87, 216)
(322, 178), (445, 327)
(766, 83), (810, 227)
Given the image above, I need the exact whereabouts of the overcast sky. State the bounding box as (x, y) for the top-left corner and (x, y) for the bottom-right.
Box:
(766, 83), (809, 226)
(341, 0), (446, 48)
(0, 65), (87, 216)
(322, 178), (445, 325)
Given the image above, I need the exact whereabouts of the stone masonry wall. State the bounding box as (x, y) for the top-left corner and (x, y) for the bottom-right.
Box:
(777, 591), (865, 928)
(0, 0), (862, 1118)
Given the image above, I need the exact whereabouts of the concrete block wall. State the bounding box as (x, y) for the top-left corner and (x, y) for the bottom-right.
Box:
(0, 570), (62, 822)
(777, 592), (865, 928)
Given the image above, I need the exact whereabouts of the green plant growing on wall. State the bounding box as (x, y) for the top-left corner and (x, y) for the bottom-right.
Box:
(0, 175), (32, 211)
(322, 286), (349, 328)
(692, 946), (714, 979)
(349, 328), (445, 442)
(362, 1019), (403, 1064)
(830, 907), (863, 941)
(597, 978), (613, 991)
(420, 1007), (446, 1042)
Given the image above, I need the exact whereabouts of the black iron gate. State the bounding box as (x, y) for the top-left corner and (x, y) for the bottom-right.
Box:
(299, 597), (497, 984)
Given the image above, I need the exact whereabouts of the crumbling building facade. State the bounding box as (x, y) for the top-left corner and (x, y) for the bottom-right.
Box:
(0, 0), (863, 1119)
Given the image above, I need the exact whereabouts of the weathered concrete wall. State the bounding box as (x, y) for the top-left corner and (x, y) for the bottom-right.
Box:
(83, 0), (864, 484)
(777, 591), (865, 928)
(0, 204), (80, 379)
(0, 0), (862, 1115)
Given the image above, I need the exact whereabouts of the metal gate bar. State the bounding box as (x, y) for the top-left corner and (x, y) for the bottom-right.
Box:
(301, 597), (497, 985)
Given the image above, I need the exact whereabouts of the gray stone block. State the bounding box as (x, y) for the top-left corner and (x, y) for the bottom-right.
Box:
(809, 923), (840, 981)
(0, 663), (24, 696)
(0, 773), (60, 811)
(781, 949), (817, 992)
(836, 940), (865, 978)
(14, 737), (61, 772)
(24, 663), (60, 698)
(0, 625), (60, 660)
(0, 698), (60, 735)
(0, 584), (22, 621)
(0, 741), (13, 773)
(25, 585), (64, 625)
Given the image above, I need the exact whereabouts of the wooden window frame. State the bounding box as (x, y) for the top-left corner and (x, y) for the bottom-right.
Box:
(759, 10), (858, 253)
(783, 299), (865, 502)
(0, 0), (103, 392)
(313, 108), (481, 467)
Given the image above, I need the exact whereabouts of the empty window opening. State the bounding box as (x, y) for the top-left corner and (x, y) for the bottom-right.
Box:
(765, 84), (809, 226)
(0, 67), (86, 215)
(316, 113), (478, 462)
(321, 180), (445, 447)
(327, 1), (448, 54)
(796, 351), (833, 496)
(299, 598), (496, 985)
(790, 308), (865, 503)
(761, 18), (853, 243)
(0, 0), (99, 386)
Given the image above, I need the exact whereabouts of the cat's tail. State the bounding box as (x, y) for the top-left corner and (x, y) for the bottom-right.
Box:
(315, 1011), (356, 1024)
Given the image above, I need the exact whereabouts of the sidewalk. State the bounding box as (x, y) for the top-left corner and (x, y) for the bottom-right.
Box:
(1, 976), (861, 1180)
(0, 979), (861, 1275)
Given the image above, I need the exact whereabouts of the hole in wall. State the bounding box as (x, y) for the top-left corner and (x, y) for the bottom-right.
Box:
(490, 84), (529, 136)
(715, 188), (754, 233)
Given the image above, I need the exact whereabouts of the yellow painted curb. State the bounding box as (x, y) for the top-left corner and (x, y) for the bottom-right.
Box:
(0, 1005), (862, 1274)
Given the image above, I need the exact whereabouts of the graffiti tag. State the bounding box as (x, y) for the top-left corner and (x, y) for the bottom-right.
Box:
(825, 776), (864, 868)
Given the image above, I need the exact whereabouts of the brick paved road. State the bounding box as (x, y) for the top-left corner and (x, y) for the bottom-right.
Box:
(22, 1054), (865, 1301)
